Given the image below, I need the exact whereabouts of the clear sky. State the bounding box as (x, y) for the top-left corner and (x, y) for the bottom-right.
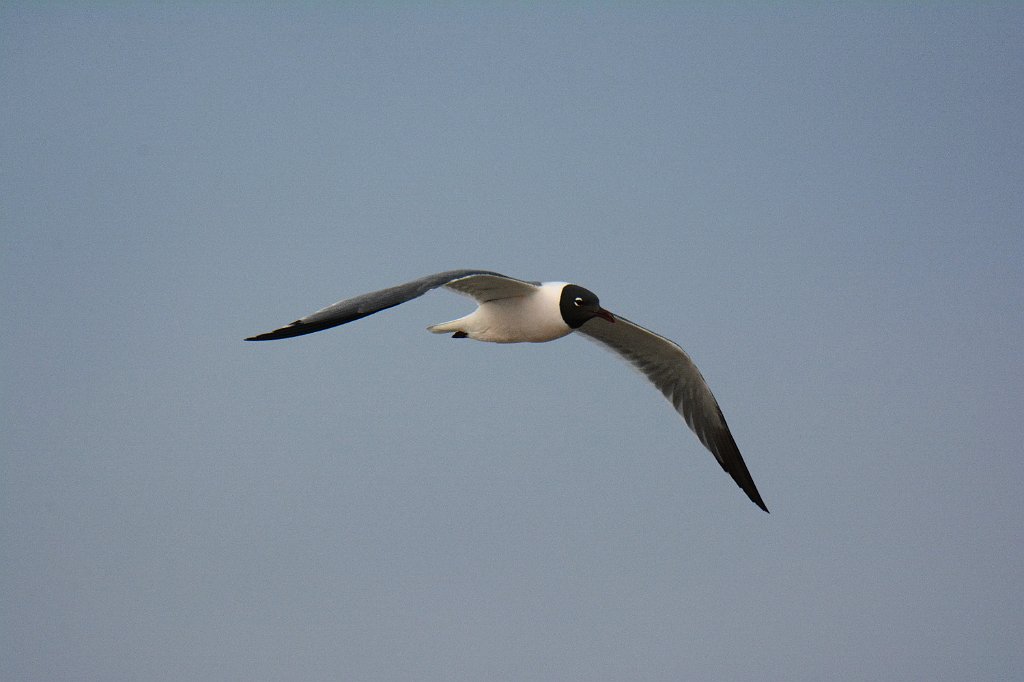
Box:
(3, 4), (1022, 681)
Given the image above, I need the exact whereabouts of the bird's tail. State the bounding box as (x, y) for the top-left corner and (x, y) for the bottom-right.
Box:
(426, 316), (470, 335)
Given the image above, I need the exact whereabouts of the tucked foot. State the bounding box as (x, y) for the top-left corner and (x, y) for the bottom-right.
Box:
(451, 331), (468, 339)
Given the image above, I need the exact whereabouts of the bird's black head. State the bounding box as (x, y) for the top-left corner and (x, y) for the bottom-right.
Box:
(558, 284), (615, 329)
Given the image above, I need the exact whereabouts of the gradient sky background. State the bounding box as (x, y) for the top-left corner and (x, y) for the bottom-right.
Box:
(3, 5), (1022, 681)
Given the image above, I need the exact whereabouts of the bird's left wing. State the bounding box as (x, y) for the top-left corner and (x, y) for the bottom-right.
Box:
(579, 315), (768, 512)
(443, 273), (540, 302)
(245, 269), (527, 341)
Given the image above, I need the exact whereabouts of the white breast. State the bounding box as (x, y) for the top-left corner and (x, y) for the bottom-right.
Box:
(438, 282), (571, 343)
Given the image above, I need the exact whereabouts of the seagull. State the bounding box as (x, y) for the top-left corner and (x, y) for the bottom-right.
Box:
(246, 269), (768, 512)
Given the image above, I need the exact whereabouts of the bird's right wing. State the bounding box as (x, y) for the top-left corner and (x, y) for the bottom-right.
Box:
(245, 269), (535, 341)
(579, 314), (768, 512)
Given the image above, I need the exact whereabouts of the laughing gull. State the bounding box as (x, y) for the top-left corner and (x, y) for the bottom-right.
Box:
(246, 269), (768, 512)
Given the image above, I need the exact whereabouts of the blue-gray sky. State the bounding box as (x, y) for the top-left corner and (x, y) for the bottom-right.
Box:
(3, 5), (1022, 681)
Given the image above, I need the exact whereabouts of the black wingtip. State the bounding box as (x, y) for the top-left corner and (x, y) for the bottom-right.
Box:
(721, 450), (769, 512)
(244, 318), (345, 341)
(244, 329), (291, 341)
(739, 476), (770, 513)
(244, 327), (301, 341)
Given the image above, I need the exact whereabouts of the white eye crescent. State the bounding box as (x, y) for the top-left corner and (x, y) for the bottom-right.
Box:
(573, 297), (584, 307)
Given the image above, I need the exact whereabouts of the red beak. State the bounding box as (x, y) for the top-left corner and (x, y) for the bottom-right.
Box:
(596, 308), (615, 323)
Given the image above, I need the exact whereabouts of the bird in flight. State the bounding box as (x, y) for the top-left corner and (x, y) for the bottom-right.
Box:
(246, 269), (768, 512)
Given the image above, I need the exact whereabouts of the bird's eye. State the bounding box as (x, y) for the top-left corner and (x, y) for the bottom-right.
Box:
(573, 297), (584, 307)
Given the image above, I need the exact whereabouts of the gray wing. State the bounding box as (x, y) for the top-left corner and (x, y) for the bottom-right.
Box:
(444, 273), (540, 301)
(245, 269), (537, 341)
(579, 315), (768, 512)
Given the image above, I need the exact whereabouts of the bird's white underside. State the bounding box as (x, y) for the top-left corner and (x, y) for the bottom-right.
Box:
(428, 282), (572, 343)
